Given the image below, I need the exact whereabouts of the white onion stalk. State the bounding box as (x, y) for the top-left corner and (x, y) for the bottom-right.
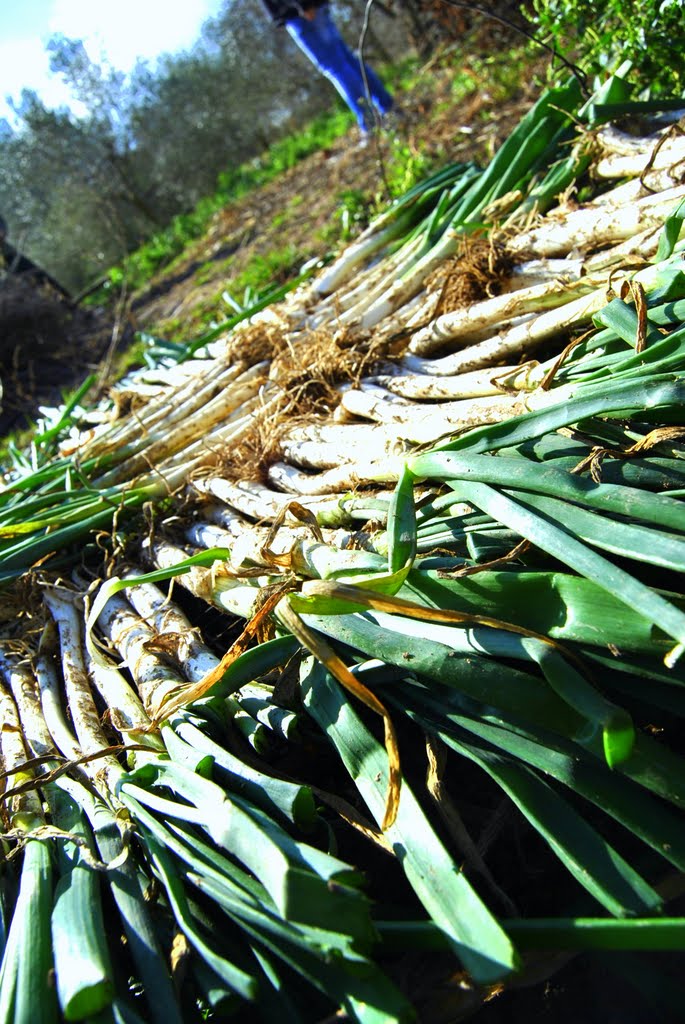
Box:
(122, 573), (233, 683)
(366, 258), (584, 351)
(587, 175), (685, 210)
(98, 405), (259, 488)
(280, 421), (408, 469)
(185, 518), (260, 553)
(337, 381), (412, 418)
(187, 521), (269, 569)
(309, 235), (426, 327)
(343, 223), (502, 332)
(91, 395), (282, 498)
(280, 419), (403, 447)
(306, 370), (640, 474)
(87, 653), (150, 739)
(34, 627), (82, 762)
(334, 231), (461, 332)
(359, 289), (431, 345)
(407, 249), (682, 377)
(503, 257), (587, 290)
(82, 360), (254, 461)
(593, 127), (685, 181)
(577, 224), (663, 269)
(146, 538), (223, 601)
(267, 457), (403, 495)
(0, 676), (44, 830)
(337, 205), (591, 334)
(322, 247), (425, 327)
(593, 125), (668, 160)
(152, 536), (386, 605)
(148, 538), (267, 621)
(0, 647), (56, 761)
(407, 273), (607, 356)
(42, 588), (123, 786)
(280, 437), (399, 472)
(150, 390), (283, 481)
(507, 184), (685, 258)
(123, 574), (284, 739)
(203, 499), (316, 537)
(367, 362), (546, 400)
(187, 518), (356, 570)
(123, 572), (242, 685)
(401, 285), (617, 377)
(204, 490), (376, 538)
(198, 502), (251, 533)
(94, 371), (268, 487)
(289, 538), (387, 580)
(189, 515), (258, 546)
(321, 251), (592, 349)
(309, 199), (431, 298)
(191, 477), (350, 523)
(593, 163), (685, 199)
(339, 384), (524, 444)
(94, 591), (188, 720)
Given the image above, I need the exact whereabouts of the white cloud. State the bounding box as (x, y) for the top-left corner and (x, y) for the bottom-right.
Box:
(0, 36), (75, 120)
(48, 0), (219, 69)
(0, 0), (222, 125)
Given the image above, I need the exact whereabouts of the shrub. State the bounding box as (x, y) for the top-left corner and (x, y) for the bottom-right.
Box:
(529, 0), (685, 97)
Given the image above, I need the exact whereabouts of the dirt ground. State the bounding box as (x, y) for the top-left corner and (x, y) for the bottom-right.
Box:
(0, 274), (126, 437)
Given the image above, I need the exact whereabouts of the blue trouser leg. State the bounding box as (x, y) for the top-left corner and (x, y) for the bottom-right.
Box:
(286, 5), (393, 131)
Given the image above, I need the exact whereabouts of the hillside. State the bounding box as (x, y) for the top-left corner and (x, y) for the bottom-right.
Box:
(130, 55), (541, 337)
(0, 47), (544, 437)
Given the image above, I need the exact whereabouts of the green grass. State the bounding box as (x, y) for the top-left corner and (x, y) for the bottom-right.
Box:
(227, 245), (304, 296)
(471, 46), (543, 101)
(89, 106), (355, 303)
(139, 242), (312, 344)
(384, 139), (435, 202)
(316, 188), (372, 247)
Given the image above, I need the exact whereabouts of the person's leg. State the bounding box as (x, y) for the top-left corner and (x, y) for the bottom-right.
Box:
(286, 6), (391, 131)
(358, 61), (394, 116)
(334, 40), (393, 118)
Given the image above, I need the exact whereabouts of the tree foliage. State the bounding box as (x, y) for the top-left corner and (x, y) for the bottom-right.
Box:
(529, 0), (685, 96)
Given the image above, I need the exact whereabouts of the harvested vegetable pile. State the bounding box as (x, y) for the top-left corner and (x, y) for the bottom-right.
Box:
(2, 68), (685, 1023)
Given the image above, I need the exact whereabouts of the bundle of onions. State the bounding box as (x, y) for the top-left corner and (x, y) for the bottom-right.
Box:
(3, 68), (685, 1023)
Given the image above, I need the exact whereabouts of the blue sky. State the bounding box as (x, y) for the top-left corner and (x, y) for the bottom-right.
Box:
(0, 0), (226, 124)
